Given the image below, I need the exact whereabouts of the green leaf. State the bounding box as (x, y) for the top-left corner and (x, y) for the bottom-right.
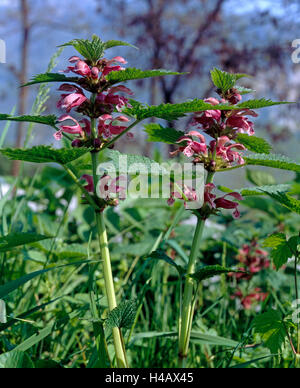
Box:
(104, 40), (138, 50)
(190, 332), (238, 347)
(22, 73), (80, 87)
(237, 98), (294, 109)
(244, 153), (300, 173)
(210, 68), (238, 93)
(59, 34), (106, 63)
(0, 146), (90, 165)
(125, 98), (291, 121)
(246, 169), (276, 186)
(235, 86), (255, 95)
(105, 300), (137, 330)
(0, 232), (51, 253)
(107, 68), (185, 84)
(253, 309), (287, 353)
(144, 123), (184, 144)
(261, 192), (300, 215)
(0, 260), (92, 299)
(147, 249), (184, 275)
(236, 134), (272, 154)
(240, 184), (291, 197)
(219, 184), (291, 197)
(263, 233), (299, 270)
(0, 300), (6, 324)
(0, 350), (25, 368)
(0, 114), (57, 127)
(189, 265), (245, 283)
(105, 149), (169, 175)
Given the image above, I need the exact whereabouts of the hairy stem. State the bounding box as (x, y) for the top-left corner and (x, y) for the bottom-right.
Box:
(90, 116), (128, 367)
(178, 171), (214, 367)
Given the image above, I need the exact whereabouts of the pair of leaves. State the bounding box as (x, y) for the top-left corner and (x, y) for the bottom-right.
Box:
(23, 68), (184, 88)
(58, 35), (136, 64)
(125, 98), (292, 122)
(0, 145), (89, 165)
(105, 300), (137, 330)
(253, 309), (287, 353)
(210, 67), (250, 93)
(263, 233), (300, 270)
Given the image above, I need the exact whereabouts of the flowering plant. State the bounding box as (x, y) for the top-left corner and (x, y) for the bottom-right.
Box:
(0, 36), (299, 368)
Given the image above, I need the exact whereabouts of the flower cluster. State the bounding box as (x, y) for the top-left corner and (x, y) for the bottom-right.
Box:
(81, 174), (126, 209)
(232, 288), (268, 310)
(55, 55), (134, 149)
(230, 241), (270, 310)
(168, 183), (243, 219)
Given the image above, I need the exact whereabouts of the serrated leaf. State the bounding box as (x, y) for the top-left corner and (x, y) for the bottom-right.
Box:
(125, 98), (291, 121)
(246, 169), (276, 186)
(236, 134), (272, 154)
(237, 98), (293, 109)
(105, 149), (169, 175)
(253, 309), (287, 353)
(263, 233), (297, 270)
(107, 68), (185, 84)
(235, 86), (255, 95)
(0, 146), (90, 165)
(210, 68), (238, 93)
(59, 34), (106, 63)
(22, 73), (80, 87)
(0, 114), (57, 127)
(219, 184), (291, 197)
(261, 192), (300, 215)
(144, 123), (184, 144)
(104, 40), (138, 50)
(189, 265), (245, 283)
(105, 300), (137, 330)
(244, 153), (300, 172)
(0, 232), (51, 253)
(147, 249), (184, 275)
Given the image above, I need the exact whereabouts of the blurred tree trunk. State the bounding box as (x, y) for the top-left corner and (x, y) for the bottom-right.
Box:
(12, 0), (30, 177)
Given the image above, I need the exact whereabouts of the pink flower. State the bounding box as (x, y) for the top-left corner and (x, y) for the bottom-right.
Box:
(80, 118), (91, 136)
(226, 110), (258, 136)
(98, 114), (129, 138)
(62, 57), (92, 77)
(96, 89), (132, 112)
(203, 183), (243, 219)
(98, 175), (127, 200)
(210, 136), (246, 166)
(54, 115), (84, 140)
(233, 288), (268, 310)
(175, 131), (207, 157)
(102, 56), (127, 76)
(81, 175), (94, 193)
(193, 98), (222, 131)
(57, 85), (88, 113)
(168, 184), (198, 208)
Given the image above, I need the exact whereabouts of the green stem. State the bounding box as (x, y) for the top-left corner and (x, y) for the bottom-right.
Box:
(178, 217), (205, 367)
(95, 211), (128, 368)
(178, 171), (214, 367)
(90, 119), (128, 368)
